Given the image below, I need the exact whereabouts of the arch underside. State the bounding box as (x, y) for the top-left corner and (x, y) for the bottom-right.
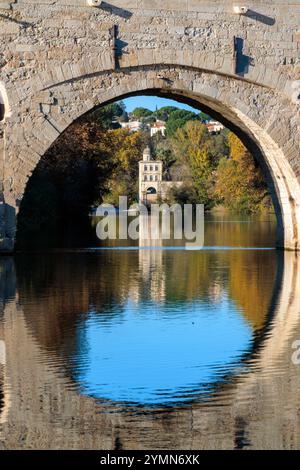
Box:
(2, 64), (300, 250)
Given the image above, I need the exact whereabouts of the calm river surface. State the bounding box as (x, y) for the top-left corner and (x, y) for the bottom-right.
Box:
(1, 213), (300, 449)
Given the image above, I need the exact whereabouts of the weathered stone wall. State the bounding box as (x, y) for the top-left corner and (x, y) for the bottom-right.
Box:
(0, 0), (300, 250)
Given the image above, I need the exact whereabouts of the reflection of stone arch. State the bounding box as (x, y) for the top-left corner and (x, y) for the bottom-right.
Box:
(2, 252), (300, 448)
(0, 339), (11, 430)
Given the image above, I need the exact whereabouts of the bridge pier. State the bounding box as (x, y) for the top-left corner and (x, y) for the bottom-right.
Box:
(0, 126), (15, 254)
(0, 201), (16, 254)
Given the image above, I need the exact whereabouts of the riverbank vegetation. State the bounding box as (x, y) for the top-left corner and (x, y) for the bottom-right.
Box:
(18, 101), (272, 235)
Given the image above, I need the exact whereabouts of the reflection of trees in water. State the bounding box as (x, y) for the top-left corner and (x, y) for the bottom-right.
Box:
(14, 247), (276, 360)
(165, 250), (276, 331)
(204, 213), (276, 247)
(2, 251), (300, 449)
(228, 250), (276, 330)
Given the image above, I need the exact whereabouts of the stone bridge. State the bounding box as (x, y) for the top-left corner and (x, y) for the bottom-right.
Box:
(0, 0), (300, 251)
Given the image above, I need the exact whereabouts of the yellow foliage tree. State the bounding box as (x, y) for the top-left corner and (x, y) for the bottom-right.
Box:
(228, 132), (246, 162)
(213, 132), (271, 212)
(100, 128), (146, 205)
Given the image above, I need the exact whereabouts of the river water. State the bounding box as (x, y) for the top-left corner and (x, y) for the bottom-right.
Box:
(1, 213), (300, 449)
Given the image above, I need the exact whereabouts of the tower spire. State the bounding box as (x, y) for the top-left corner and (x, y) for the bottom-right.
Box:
(143, 146), (152, 161)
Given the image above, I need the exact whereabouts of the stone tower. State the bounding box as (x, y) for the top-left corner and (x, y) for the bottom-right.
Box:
(139, 147), (163, 203)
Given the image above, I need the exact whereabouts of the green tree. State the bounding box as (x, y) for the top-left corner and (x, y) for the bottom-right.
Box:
(198, 111), (212, 122)
(165, 109), (200, 136)
(155, 106), (178, 121)
(155, 147), (176, 180)
(170, 121), (216, 208)
(88, 101), (126, 129)
(131, 107), (153, 119)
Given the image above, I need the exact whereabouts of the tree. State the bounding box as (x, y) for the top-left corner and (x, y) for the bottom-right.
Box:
(171, 120), (210, 154)
(213, 133), (271, 212)
(155, 106), (178, 121)
(17, 119), (112, 237)
(101, 128), (146, 205)
(118, 111), (129, 123)
(87, 101), (126, 129)
(170, 121), (216, 208)
(208, 129), (230, 165)
(198, 111), (212, 122)
(131, 107), (153, 119)
(155, 147), (176, 180)
(166, 183), (199, 207)
(228, 132), (246, 162)
(165, 109), (200, 136)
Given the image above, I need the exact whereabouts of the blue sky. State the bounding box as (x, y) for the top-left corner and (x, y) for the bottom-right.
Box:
(121, 95), (199, 113)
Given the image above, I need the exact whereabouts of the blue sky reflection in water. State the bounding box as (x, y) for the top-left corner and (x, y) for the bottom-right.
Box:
(74, 294), (252, 406)
(66, 213), (277, 407)
(11, 213), (277, 417)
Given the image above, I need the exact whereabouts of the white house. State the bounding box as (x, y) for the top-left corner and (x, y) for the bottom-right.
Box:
(150, 120), (166, 137)
(121, 120), (143, 132)
(206, 120), (224, 133)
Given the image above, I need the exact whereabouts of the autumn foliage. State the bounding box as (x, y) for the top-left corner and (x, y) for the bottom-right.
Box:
(213, 133), (271, 212)
(17, 104), (272, 241)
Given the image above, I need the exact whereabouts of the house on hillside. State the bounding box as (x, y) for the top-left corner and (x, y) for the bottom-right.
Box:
(206, 120), (224, 134)
(150, 120), (166, 137)
(121, 120), (144, 132)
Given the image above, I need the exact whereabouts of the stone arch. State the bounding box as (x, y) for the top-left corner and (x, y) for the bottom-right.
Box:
(3, 65), (300, 250)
